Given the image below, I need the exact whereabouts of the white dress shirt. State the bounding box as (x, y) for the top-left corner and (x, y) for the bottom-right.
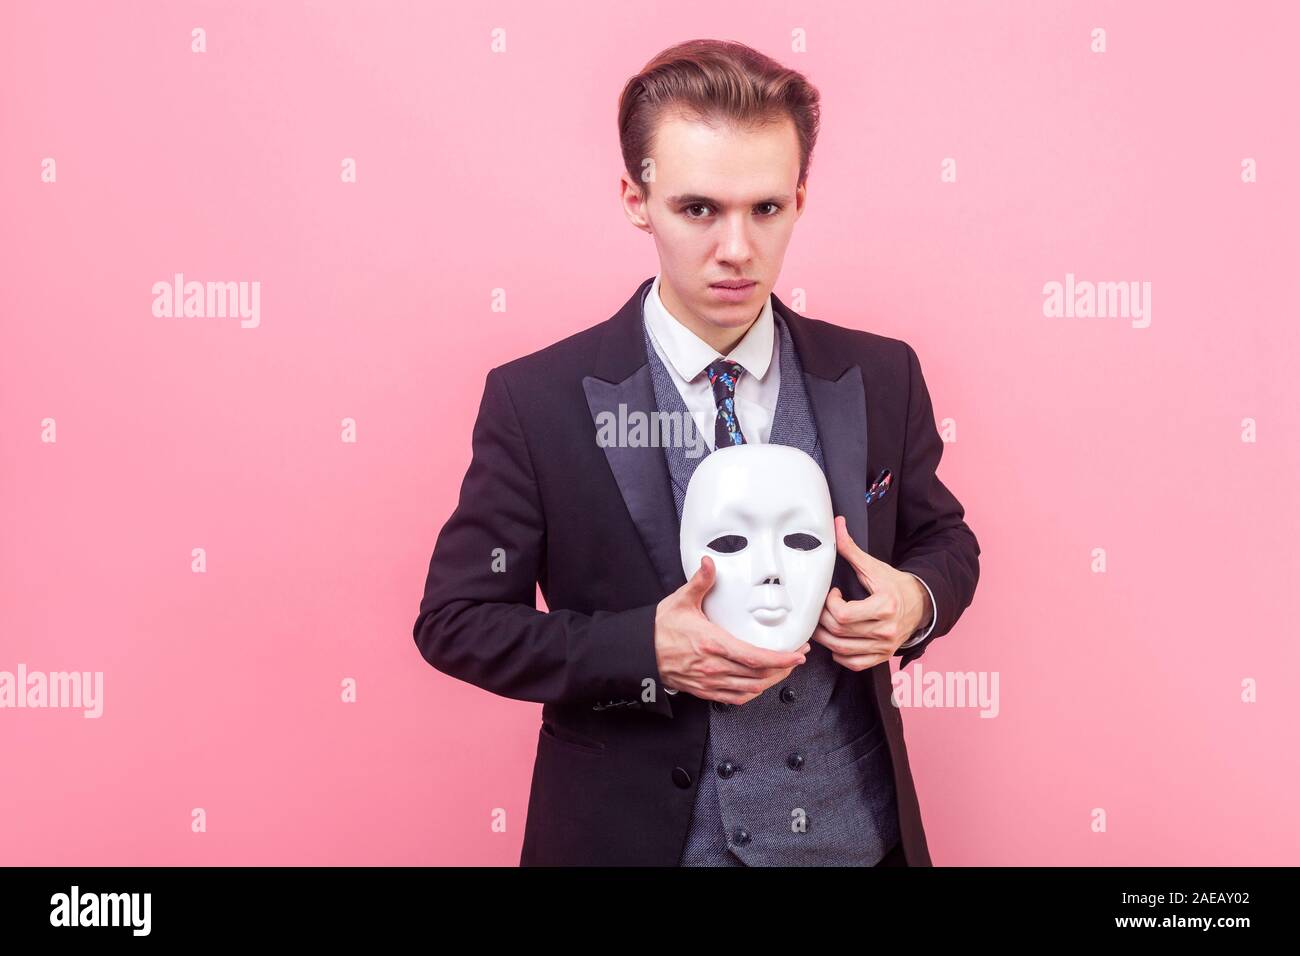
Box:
(642, 273), (780, 449)
(642, 273), (936, 647)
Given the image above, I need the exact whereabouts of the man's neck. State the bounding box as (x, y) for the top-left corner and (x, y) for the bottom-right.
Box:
(658, 276), (758, 355)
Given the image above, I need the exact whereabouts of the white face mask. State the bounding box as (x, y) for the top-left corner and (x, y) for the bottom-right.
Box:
(679, 444), (837, 652)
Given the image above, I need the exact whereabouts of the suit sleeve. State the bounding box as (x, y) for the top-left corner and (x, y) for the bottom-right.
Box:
(412, 367), (674, 717)
(892, 342), (981, 667)
(898, 572), (937, 648)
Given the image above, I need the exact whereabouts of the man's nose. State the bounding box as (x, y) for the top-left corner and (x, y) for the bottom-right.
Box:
(717, 213), (754, 262)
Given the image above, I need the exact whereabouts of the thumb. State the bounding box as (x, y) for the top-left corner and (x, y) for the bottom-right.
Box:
(835, 515), (881, 586)
(682, 554), (716, 608)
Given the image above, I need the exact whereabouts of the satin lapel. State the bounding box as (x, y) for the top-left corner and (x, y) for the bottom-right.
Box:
(803, 365), (872, 600)
(583, 360), (688, 596)
(576, 278), (686, 594)
(766, 317), (817, 460)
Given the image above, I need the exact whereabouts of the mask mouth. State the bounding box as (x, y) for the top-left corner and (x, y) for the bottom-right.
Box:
(750, 607), (788, 626)
(747, 583), (792, 625)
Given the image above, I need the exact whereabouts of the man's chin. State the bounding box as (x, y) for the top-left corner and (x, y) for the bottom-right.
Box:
(698, 299), (764, 324)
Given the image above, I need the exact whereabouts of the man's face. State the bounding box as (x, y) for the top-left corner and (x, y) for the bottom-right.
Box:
(621, 110), (806, 347)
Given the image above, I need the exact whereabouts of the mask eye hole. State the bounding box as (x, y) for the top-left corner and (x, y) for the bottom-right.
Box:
(706, 534), (748, 554)
(783, 533), (821, 551)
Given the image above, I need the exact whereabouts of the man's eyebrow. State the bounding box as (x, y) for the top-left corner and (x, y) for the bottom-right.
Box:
(665, 193), (794, 207)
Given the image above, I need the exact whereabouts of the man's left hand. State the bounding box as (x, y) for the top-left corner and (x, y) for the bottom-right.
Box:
(812, 515), (933, 671)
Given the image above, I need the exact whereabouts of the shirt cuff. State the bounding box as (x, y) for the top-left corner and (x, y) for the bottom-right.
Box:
(899, 572), (937, 648)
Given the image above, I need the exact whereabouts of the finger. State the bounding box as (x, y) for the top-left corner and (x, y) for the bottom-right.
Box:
(812, 624), (891, 657)
(706, 688), (763, 706)
(713, 630), (810, 671)
(672, 678), (750, 705)
(695, 629), (808, 677)
(707, 652), (807, 681)
(691, 671), (780, 702)
(823, 587), (888, 631)
(831, 651), (891, 671)
(705, 664), (801, 702)
(707, 659), (804, 682)
(819, 605), (874, 639)
(702, 673), (788, 697)
(681, 555), (716, 608)
(834, 515), (881, 588)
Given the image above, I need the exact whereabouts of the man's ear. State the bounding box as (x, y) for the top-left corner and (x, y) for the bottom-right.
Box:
(619, 173), (653, 234)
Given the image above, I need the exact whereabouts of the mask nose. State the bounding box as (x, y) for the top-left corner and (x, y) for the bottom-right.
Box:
(753, 531), (785, 587)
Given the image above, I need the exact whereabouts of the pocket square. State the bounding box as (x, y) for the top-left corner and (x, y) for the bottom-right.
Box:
(865, 468), (892, 506)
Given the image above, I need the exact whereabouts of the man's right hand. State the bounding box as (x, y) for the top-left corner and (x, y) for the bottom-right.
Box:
(653, 555), (809, 705)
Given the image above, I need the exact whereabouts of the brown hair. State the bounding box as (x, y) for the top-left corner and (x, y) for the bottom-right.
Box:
(617, 39), (821, 199)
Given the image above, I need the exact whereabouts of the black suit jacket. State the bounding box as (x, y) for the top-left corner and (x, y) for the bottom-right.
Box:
(413, 276), (980, 866)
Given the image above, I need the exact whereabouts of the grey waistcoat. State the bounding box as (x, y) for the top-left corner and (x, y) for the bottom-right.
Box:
(640, 292), (901, 866)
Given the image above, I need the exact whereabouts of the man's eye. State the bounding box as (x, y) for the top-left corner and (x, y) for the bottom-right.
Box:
(757, 202), (781, 215)
(684, 203), (712, 219)
(706, 534), (748, 553)
(783, 533), (821, 551)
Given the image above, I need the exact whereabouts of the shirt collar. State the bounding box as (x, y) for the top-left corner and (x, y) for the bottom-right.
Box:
(643, 273), (775, 383)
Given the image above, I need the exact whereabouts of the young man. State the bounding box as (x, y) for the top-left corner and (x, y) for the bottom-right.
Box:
(413, 39), (980, 866)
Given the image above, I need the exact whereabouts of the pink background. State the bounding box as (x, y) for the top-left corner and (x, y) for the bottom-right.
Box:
(2, 1), (1297, 865)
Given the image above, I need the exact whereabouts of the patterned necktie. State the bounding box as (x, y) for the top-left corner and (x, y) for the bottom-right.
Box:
(705, 358), (747, 449)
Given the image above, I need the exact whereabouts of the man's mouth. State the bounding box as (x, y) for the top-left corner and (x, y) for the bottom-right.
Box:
(709, 279), (757, 303)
